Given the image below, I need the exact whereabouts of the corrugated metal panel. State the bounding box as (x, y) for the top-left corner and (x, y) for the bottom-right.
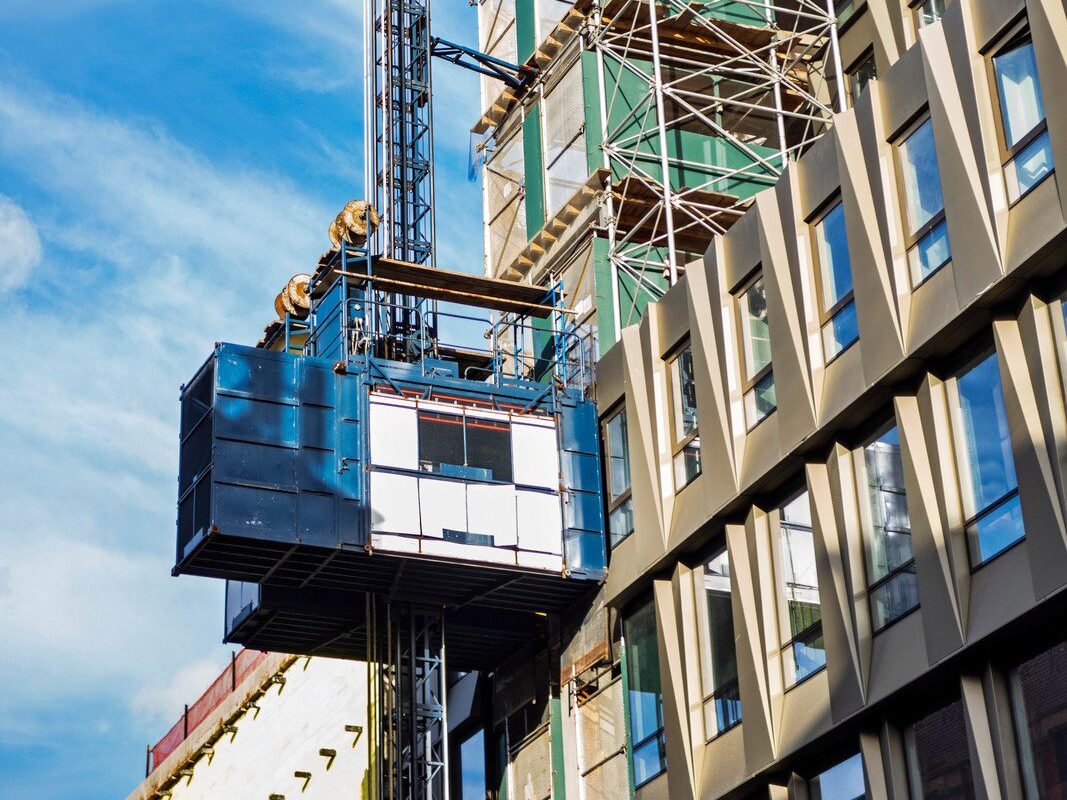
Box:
(578, 678), (628, 800)
(512, 727), (553, 800)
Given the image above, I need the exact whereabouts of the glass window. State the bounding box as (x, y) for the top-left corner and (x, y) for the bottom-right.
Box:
(624, 598), (667, 788)
(815, 201), (859, 358)
(776, 490), (826, 685)
(993, 31), (1052, 203)
(1010, 640), (1067, 799)
(604, 408), (634, 547)
(458, 729), (486, 800)
(737, 274), (776, 427)
(835, 0), (861, 27)
(811, 753), (867, 800)
(915, 0), (945, 28)
(859, 424), (919, 630)
(418, 411), (514, 483)
(703, 548), (741, 737)
(955, 353), (1024, 565)
(905, 699), (976, 800)
(848, 51), (877, 106)
(898, 117), (950, 283)
(669, 346), (701, 489)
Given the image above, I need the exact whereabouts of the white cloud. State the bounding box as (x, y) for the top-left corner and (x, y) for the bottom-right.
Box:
(0, 74), (328, 739)
(0, 195), (41, 293)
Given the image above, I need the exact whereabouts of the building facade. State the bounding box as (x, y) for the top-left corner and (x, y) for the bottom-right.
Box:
(129, 655), (371, 800)
(478, 0), (1067, 798)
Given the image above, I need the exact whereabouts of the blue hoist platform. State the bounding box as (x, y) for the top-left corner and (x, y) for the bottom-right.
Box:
(172, 0), (569, 795)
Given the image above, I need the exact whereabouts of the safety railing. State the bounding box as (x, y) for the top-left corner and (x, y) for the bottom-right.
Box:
(296, 272), (596, 399)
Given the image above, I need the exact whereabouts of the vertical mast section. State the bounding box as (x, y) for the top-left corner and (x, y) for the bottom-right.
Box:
(366, 0), (436, 268)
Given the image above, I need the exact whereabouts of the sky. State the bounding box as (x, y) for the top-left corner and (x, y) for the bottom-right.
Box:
(0, 2), (483, 797)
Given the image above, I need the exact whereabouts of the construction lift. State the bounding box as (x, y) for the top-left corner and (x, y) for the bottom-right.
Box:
(174, 2), (593, 800)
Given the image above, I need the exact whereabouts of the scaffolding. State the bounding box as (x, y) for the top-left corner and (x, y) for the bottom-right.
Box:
(475, 0), (844, 344)
(592, 0), (843, 314)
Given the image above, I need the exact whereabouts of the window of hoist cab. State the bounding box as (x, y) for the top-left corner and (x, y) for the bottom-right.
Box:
(418, 411), (514, 483)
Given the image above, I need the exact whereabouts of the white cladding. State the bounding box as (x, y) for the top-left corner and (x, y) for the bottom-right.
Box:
(511, 418), (560, 489)
(367, 393), (565, 571)
(129, 657), (369, 800)
(368, 396), (419, 469)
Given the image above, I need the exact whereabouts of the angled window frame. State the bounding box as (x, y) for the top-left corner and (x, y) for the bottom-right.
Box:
(809, 195), (859, 362)
(698, 544), (742, 739)
(910, 0), (946, 32)
(772, 487), (827, 687)
(666, 341), (702, 491)
(852, 416), (920, 632)
(602, 402), (634, 548)
(845, 48), (877, 108)
(732, 268), (777, 430)
(892, 111), (951, 286)
(985, 19), (1053, 205)
(944, 346), (1026, 569)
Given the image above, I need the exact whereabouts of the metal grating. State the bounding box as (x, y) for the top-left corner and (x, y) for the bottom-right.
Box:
(578, 677), (628, 800)
(511, 726), (553, 800)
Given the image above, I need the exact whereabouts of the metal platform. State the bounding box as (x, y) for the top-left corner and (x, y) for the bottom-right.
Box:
(224, 578), (553, 671)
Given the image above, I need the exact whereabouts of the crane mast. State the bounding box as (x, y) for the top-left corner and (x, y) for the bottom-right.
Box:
(363, 1), (446, 797)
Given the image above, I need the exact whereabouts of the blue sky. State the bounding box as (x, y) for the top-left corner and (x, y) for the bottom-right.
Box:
(0, 2), (482, 797)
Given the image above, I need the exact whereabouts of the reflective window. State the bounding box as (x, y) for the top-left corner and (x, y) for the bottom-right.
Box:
(848, 51), (877, 106)
(1010, 640), (1067, 799)
(458, 729), (486, 800)
(915, 0), (945, 28)
(815, 201), (859, 358)
(703, 548), (741, 737)
(905, 699), (976, 800)
(859, 424), (919, 629)
(737, 273), (777, 427)
(993, 30), (1052, 202)
(419, 411), (514, 483)
(776, 490), (826, 685)
(603, 407), (634, 547)
(669, 346), (701, 489)
(898, 117), (950, 283)
(955, 353), (1024, 565)
(812, 753), (866, 800)
(624, 597), (667, 787)
(835, 0), (860, 27)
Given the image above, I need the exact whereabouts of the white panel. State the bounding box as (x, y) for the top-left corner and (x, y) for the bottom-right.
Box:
(419, 478), (468, 539)
(511, 421), (560, 489)
(369, 399), (419, 469)
(517, 551), (564, 572)
(371, 532), (421, 554)
(516, 490), (563, 554)
(467, 483), (518, 547)
(465, 406), (511, 423)
(370, 472), (421, 535)
(421, 538), (516, 566)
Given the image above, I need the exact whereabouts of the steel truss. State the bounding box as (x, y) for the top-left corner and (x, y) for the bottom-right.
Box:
(588, 0), (844, 323)
(365, 0), (437, 267)
(371, 598), (449, 800)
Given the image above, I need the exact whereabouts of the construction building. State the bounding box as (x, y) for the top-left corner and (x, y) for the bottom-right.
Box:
(130, 653), (371, 800)
(145, 0), (1067, 798)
